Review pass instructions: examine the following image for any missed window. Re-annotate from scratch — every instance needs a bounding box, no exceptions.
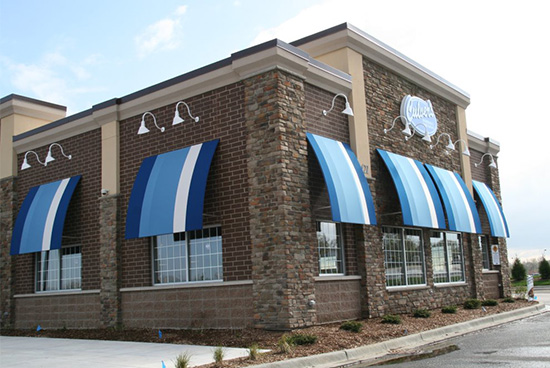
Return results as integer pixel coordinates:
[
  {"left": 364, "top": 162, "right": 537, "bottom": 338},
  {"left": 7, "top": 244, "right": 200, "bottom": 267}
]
[
  {"left": 430, "top": 232, "right": 465, "bottom": 283},
  {"left": 36, "top": 245, "right": 81, "bottom": 292},
  {"left": 317, "top": 221, "right": 344, "bottom": 275},
  {"left": 383, "top": 227, "right": 425, "bottom": 287},
  {"left": 479, "top": 235, "right": 490, "bottom": 270},
  {"left": 153, "top": 226, "right": 222, "bottom": 284}
]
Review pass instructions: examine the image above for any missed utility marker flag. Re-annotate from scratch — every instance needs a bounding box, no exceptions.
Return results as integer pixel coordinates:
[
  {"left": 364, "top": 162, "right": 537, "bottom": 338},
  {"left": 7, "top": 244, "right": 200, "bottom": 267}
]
[{"left": 158, "top": 329, "right": 162, "bottom": 339}]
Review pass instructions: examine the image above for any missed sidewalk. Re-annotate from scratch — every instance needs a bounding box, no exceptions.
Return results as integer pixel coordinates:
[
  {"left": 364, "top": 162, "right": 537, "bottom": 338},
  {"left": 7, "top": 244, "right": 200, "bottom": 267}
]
[{"left": 1, "top": 302, "right": 548, "bottom": 368}]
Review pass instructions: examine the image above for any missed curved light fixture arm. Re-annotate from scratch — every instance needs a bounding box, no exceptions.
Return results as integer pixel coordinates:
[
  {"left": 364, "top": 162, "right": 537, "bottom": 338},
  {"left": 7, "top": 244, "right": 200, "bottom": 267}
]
[
  {"left": 142, "top": 111, "right": 164, "bottom": 133},
  {"left": 21, "top": 150, "right": 46, "bottom": 170},
  {"left": 174, "top": 101, "right": 200, "bottom": 124},
  {"left": 453, "top": 139, "right": 470, "bottom": 156},
  {"left": 404, "top": 123, "right": 432, "bottom": 142},
  {"left": 429, "top": 133, "right": 454, "bottom": 150},
  {"left": 322, "top": 93, "right": 354, "bottom": 116},
  {"left": 384, "top": 115, "right": 407, "bottom": 134},
  {"left": 475, "top": 152, "right": 497, "bottom": 168},
  {"left": 48, "top": 143, "right": 72, "bottom": 160}
]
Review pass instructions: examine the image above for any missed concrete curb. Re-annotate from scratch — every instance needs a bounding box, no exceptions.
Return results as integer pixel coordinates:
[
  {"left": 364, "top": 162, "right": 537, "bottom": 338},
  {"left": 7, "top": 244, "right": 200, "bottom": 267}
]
[{"left": 247, "top": 303, "right": 548, "bottom": 368}]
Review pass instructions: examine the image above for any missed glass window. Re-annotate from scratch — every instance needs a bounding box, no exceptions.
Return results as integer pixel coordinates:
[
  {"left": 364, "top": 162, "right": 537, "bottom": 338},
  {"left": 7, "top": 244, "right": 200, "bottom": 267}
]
[
  {"left": 317, "top": 221, "right": 344, "bottom": 275},
  {"left": 36, "top": 245, "right": 81, "bottom": 292},
  {"left": 153, "top": 226, "right": 222, "bottom": 285},
  {"left": 383, "top": 227, "right": 425, "bottom": 287},
  {"left": 479, "top": 235, "right": 490, "bottom": 270},
  {"left": 430, "top": 231, "right": 465, "bottom": 283}
]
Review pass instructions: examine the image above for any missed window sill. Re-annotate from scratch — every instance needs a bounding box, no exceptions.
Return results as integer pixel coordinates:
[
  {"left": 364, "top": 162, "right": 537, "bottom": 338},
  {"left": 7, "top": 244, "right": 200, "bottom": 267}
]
[
  {"left": 434, "top": 282, "right": 468, "bottom": 288},
  {"left": 314, "top": 275, "right": 361, "bottom": 282},
  {"left": 14, "top": 289, "right": 100, "bottom": 298},
  {"left": 120, "top": 280, "right": 252, "bottom": 292},
  {"left": 386, "top": 285, "right": 429, "bottom": 292},
  {"left": 482, "top": 270, "right": 499, "bottom": 274}
]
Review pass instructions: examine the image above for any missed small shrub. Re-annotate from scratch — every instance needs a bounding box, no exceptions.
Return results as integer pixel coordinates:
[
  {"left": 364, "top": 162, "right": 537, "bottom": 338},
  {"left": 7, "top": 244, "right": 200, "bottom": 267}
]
[
  {"left": 173, "top": 352, "right": 191, "bottom": 368},
  {"left": 511, "top": 258, "right": 527, "bottom": 281},
  {"left": 412, "top": 309, "right": 431, "bottom": 318},
  {"left": 481, "top": 299, "right": 498, "bottom": 306},
  {"left": 340, "top": 320, "right": 363, "bottom": 333},
  {"left": 464, "top": 298, "right": 481, "bottom": 309},
  {"left": 248, "top": 343, "right": 260, "bottom": 360},
  {"left": 285, "top": 333, "right": 317, "bottom": 346},
  {"left": 277, "top": 335, "right": 293, "bottom": 354},
  {"left": 539, "top": 258, "right": 550, "bottom": 280},
  {"left": 503, "top": 297, "right": 515, "bottom": 303},
  {"left": 441, "top": 305, "right": 457, "bottom": 314},
  {"left": 213, "top": 346, "right": 225, "bottom": 364},
  {"left": 381, "top": 314, "right": 401, "bottom": 324}
]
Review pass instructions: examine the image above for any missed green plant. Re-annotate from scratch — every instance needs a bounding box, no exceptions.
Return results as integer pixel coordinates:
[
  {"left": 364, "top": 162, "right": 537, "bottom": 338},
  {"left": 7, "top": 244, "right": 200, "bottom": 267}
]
[
  {"left": 285, "top": 333, "right": 317, "bottom": 346},
  {"left": 340, "top": 320, "right": 363, "bottom": 333},
  {"left": 513, "top": 284, "right": 527, "bottom": 297},
  {"left": 381, "top": 314, "right": 401, "bottom": 324},
  {"left": 481, "top": 299, "right": 498, "bottom": 306},
  {"left": 412, "top": 309, "right": 431, "bottom": 318},
  {"left": 511, "top": 258, "right": 527, "bottom": 281},
  {"left": 277, "top": 335, "right": 293, "bottom": 354},
  {"left": 539, "top": 258, "right": 550, "bottom": 280},
  {"left": 463, "top": 298, "right": 481, "bottom": 309},
  {"left": 503, "top": 297, "right": 515, "bottom": 303},
  {"left": 248, "top": 343, "right": 260, "bottom": 360},
  {"left": 173, "top": 352, "right": 192, "bottom": 368},
  {"left": 441, "top": 305, "right": 457, "bottom": 314},
  {"left": 213, "top": 346, "right": 225, "bottom": 365}
]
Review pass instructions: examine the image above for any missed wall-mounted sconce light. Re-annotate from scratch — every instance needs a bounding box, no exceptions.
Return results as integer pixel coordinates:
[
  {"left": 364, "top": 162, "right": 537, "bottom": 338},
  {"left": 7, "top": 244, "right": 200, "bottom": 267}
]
[
  {"left": 322, "top": 93, "right": 354, "bottom": 117},
  {"left": 429, "top": 133, "right": 455, "bottom": 151},
  {"left": 475, "top": 153, "right": 497, "bottom": 169},
  {"left": 453, "top": 139, "right": 470, "bottom": 156},
  {"left": 138, "top": 112, "right": 164, "bottom": 135},
  {"left": 45, "top": 143, "right": 72, "bottom": 165},
  {"left": 21, "top": 151, "right": 46, "bottom": 170},
  {"left": 404, "top": 123, "right": 431, "bottom": 143},
  {"left": 384, "top": 115, "right": 411, "bottom": 135},
  {"left": 173, "top": 101, "right": 200, "bottom": 125}
]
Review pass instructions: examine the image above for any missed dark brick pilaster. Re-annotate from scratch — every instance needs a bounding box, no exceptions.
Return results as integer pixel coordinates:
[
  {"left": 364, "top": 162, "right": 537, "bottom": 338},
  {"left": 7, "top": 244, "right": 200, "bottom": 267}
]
[
  {"left": 0, "top": 177, "right": 16, "bottom": 328},
  {"left": 99, "top": 194, "right": 121, "bottom": 327},
  {"left": 246, "top": 69, "right": 316, "bottom": 330}
]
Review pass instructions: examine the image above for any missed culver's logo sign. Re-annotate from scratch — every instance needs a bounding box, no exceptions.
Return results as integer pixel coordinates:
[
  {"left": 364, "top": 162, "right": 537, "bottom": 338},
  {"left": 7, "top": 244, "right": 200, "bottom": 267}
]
[{"left": 400, "top": 95, "right": 438, "bottom": 136}]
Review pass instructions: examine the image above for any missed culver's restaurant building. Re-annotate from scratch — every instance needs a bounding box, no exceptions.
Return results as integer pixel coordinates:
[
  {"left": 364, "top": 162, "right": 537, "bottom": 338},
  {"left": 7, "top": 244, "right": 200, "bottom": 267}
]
[{"left": 0, "top": 23, "right": 510, "bottom": 331}]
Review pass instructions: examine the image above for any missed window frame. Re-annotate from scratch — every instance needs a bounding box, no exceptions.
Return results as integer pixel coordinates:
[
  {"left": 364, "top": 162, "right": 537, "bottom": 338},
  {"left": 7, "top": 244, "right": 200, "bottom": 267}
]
[
  {"left": 383, "top": 226, "right": 426, "bottom": 288},
  {"left": 430, "top": 231, "right": 466, "bottom": 284},
  {"left": 316, "top": 221, "right": 345, "bottom": 276},
  {"left": 151, "top": 225, "right": 223, "bottom": 285},
  {"left": 479, "top": 235, "right": 491, "bottom": 270},
  {"left": 35, "top": 245, "right": 82, "bottom": 293}
]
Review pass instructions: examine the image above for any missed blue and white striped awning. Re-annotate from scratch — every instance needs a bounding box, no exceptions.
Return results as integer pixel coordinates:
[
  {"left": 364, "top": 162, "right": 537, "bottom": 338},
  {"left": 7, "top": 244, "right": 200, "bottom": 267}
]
[
  {"left": 377, "top": 149, "right": 445, "bottom": 229},
  {"left": 11, "top": 176, "right": 81, "bottom": 255},
  {"left": 425, "top": 164, "right": 482, "bottom": 234},
  {"left": 126, "top": 139, "right": 219, "bottom": 239},
  {"left": 307, "top": 133, "right": 376, "bottom": 225},
  {"left": 472, "top": 180, "right": 510, "bottom": 238}
]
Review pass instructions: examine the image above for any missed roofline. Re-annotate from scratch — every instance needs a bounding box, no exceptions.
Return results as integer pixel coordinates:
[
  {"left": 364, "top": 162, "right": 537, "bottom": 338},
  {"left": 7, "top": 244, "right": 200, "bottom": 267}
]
[
  {"left": 0, "top": 94, "right": 67, "bottom": 112},
  {"left": 467, "top": 129, "right": 500, "bottom": 155}
]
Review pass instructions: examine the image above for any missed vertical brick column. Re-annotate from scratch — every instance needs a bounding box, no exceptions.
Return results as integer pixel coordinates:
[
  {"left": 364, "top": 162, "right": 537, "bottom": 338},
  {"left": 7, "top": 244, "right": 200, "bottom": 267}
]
[
  {"left": 467, "top": 234, "right": 486, "bottom": 299},
  {"left": 487, "top": 165, "right": 511, "bottom": 297},
  {"left": 99, "top": 194, "right": 121, "bottom": 327},
  {"left": 245, "top": 70, "right": 317, "bottom": 330},
  {"left": 0, "top": 177, "right": 16, "bottom": 328}
]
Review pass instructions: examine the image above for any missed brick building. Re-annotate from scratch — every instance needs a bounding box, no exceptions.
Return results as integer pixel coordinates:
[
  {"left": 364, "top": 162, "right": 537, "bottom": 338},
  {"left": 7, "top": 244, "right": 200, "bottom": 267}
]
[{"left": 0, "top": 23, "right": 510, "bottom": 331}]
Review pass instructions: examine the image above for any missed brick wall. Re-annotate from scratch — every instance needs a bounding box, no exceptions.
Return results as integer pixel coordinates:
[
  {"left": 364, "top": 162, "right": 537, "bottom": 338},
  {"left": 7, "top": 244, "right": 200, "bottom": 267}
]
[
  {"left": 315, "top": 279, "right": 362, "bottom": 323},
  {"left": 118, "top": 82, "right": 250, "bottom": 288},
  {"left": 14, "top": 129, "right": 102, "bottom": 295},
  {"left": 121, "top": 283, "right": 253, "bottom": 329}
]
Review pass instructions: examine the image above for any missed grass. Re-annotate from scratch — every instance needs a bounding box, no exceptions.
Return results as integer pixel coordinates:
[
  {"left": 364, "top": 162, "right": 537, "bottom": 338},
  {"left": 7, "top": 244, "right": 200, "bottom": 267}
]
[{"left": 511, "top": 277, "right": 550, "bottom": 287}]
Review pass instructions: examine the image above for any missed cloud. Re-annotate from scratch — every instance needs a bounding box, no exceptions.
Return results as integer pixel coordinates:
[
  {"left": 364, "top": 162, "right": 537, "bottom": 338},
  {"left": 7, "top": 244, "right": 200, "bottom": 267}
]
[{"left": 134, "top": 6, "right": 188, "bottom": 58}]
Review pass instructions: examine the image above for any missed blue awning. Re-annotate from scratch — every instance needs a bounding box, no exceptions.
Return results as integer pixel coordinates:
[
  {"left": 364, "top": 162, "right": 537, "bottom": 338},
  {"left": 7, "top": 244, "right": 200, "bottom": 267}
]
[
  {"left": 377, "top": 149, "right": 445, "bottom": 229},
  {"left": 11, "top": 176, "right": 81, "bottom": 255},
  {"left": 126, "top": 139, "right": 219, "bottom": 239},
  {"left": 472, "top": 180, "right": 510, "bottom": 238},
  {"left": 425, "top": 164, "right": 482, "bottom": 234},
  {"left": 307, "top": 132, "right": 376, "bottom": 225}
]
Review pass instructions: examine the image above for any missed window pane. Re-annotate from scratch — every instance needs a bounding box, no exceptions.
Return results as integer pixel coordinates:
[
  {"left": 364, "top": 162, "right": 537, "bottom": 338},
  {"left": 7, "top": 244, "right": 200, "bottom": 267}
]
[
  {"left": 480, "top": 236, "right": 490, "bottom": 270},
  {"left": 447, "top": 233, "right": 464, "bottom": 282},
  {"left": 153, "top": 233, "right": 187, "bottom": 284},
  {"left": 188, "top": 227, "right": 223, "bottom": 282},
  {"left": 404, "top": 229, "right": 425, "bottom": 285},
  {"left": 317, "top": 222, "right": 344, "bottom": 275},
  {"left": 36, "top": 246, "right": 81, "bottom": 292},
  {"left": 383, "top": 227, "right": 405, "bottom": 287},
  {"left": 431, "top": 231, "right": 449, "bottom": 283}
]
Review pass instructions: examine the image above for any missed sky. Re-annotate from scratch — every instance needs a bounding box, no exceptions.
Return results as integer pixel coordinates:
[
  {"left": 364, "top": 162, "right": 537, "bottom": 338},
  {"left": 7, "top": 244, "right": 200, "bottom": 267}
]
[{"left": 1, "top": 0, "right": 548, "bottom": 261}]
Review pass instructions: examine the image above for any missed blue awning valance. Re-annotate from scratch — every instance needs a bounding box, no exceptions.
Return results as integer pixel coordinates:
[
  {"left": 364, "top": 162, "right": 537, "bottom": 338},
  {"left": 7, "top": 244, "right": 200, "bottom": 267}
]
[
  {"left": 377, "top": 149, "right": 445, "bottom": 229},
  {"left": 307, "top": 132, "right": 376, "bottom": 225},
  {"left": 11, "top": 176, "right": 81, "bottom": 255},
  {"left": 425, "top": 164, "right": 482, "bottom": 234},
  {"left": 472, "top": 180, "right": 510, "bottom": 238},
  {"left": 126, "top": 139, "right": 219, "bottom": 239}
]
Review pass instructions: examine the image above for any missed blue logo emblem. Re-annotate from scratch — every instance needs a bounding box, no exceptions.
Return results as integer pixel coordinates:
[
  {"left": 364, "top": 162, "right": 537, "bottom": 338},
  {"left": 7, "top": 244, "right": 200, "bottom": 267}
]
[{"left": 400, "top": 95, "right": 438, "bottom": 137}]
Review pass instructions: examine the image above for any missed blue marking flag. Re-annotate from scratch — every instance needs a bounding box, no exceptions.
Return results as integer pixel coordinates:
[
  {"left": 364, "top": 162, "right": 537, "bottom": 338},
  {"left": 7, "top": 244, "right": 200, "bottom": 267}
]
[
  {"left": 158, "top": 329, "right": 163, "bottom": 339},
  {"left": 36, "top": 325, "right": 42, "bottom": 331},
  {"left": 161, "top": 361, "right": 166, "bottom": 368}
]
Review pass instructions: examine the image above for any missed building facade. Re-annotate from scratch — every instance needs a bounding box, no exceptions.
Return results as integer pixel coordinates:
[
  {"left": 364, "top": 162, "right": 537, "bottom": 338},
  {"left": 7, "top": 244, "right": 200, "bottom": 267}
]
[{"left": 0, "top": 23, "right": 510, "bottom": 331}]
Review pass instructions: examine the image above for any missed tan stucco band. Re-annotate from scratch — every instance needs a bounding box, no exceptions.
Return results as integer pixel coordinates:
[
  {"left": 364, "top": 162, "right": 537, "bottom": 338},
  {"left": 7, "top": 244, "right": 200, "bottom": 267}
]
[
  {"left": 101, "top": 121, "right": 119, "bottom": 195},
  {"left": 456, "top": 106, "right": 473, "bottom": 194}
]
